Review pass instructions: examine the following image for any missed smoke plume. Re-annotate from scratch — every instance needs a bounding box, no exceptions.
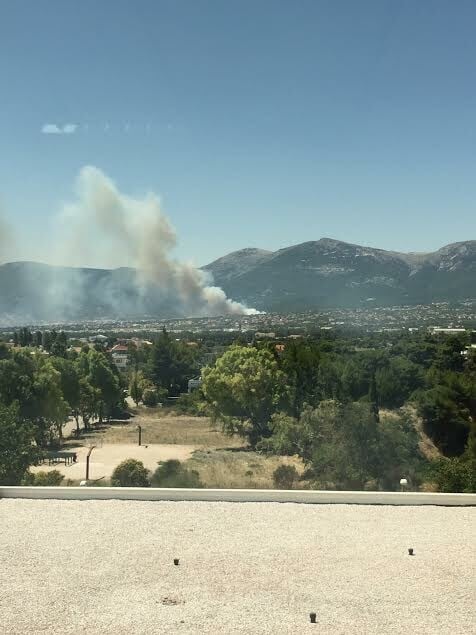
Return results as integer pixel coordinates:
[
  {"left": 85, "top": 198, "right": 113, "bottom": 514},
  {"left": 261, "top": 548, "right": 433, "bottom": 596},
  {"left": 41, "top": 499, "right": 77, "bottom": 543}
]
[
  {"left": 0, "top": 207, "right": 13, "bottom": 263},
  {"left": 53, "top": 166, "right": 258, "bottom": 318}
]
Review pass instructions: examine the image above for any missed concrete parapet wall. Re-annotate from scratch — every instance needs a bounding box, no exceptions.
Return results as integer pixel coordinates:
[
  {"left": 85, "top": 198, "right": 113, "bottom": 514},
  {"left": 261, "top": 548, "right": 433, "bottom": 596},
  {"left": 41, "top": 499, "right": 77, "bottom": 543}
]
[{"left": 1, "top": 486, "right": 475, "bottom": 505}]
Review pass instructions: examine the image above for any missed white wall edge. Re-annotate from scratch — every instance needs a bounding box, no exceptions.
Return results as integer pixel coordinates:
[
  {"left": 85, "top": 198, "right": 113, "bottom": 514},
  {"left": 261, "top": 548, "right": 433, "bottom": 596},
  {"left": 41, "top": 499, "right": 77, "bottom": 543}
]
[{"left": 1, "top": 487, "right": 475, "bottom": 506}]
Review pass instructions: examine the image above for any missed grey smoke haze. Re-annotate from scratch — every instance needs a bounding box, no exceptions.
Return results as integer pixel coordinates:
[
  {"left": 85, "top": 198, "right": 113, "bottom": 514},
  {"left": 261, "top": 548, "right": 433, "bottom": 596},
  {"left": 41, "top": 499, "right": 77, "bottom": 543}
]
[
  {"left": 42, "top": 166, "right": 258, "bottom": 318},
  {"left": 0, "top": 206, "right": 14, "bottom": 262}
]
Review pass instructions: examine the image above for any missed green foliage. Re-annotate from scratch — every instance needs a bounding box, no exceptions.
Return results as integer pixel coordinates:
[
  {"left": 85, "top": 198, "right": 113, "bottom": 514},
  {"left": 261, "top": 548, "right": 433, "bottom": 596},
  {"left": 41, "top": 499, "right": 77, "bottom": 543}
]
[
  {"left": 273, "top": 464, "right": 299, "bottom": 489},
  {"left": 86, "top": 349, "right": 121, "bottom": 422},
  {"left": 142, "top": 387, "right": 159, "bottom": 407},
  {"left": 279, "top": 340, "right": 321, "bottom": 415},
  {"left": 148, "top": 328, "right": 198, "bottom": 396},
  {"left": 173, "top": 390, "right": 206, "bottom": 415},
  {"left": 0, "top": 403, "right": 40, "bottom": 485},
  {"left": 23, "top": 470, "right": 65, "bottom": 486},
  {"left": 262, "top": 401, "right": 423, "bottom": 490},
  {"left": 202, "top": 345, "right": 287, "bottom": 446},
  {"left": 257, "top": 412, "right": 305, "bottom": 455},
  {"left": 375, "top": 357, "right": 424, "bottom": 409},
  {"left": 111, "top": 459, "right": 150, "bottom": 487},
  {"left": 151, "top": 459, "right": 203, "bottom": 488},
  {"left": 429, "top": 457, "right": 475, "bottom": 493},
  {"left": 129, "top": 370, "right": 146, "bottom": 406},
  {"left": 415, "top": 385, "right": 469, "bottom": 456}
]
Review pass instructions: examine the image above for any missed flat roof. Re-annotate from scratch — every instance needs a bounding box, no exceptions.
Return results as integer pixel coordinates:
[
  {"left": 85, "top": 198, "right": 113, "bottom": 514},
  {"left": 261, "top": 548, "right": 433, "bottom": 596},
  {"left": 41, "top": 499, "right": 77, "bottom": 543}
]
[{"left": 1, "top": 500, "right": 474, "bottom": 634}]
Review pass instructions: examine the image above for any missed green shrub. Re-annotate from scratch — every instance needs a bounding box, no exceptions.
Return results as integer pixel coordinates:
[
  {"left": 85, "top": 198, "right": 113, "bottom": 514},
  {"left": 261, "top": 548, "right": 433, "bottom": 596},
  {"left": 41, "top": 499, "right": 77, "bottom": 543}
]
[
  {"left": 142, "top": 388, "right": 158, "bottom": 407},
  {"left": 151, "top": 459, "right": 203, "bottom": 488},
  {"left": 22, "top": 470, "right": 65, "bottom": 486},
  {"left": 273, "top": 464, "right": 299, "bottom": 489},
  {"left": 111, "top": 459, "right": 150, "bottom": 487},
  {"left": 429, "top": 457, "right": 475, "bottom": 493},
  {"left": 174, "top": 391, "right": 206, "bottom": 415}
]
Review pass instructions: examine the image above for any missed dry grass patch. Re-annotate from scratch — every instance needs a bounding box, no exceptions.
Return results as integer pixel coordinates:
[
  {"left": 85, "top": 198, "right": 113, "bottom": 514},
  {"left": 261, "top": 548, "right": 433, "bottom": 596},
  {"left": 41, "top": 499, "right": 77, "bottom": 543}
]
[
  {"left": 186, "top": 449, "right": 306, "bottom": 489},
  {"left": 97, "top": 407, "right": 245, "bottom": 448}
]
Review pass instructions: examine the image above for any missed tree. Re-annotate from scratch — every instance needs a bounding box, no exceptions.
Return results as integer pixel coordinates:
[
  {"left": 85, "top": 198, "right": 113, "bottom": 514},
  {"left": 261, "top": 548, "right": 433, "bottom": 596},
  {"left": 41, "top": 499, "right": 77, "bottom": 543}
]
[
  {"left": 202, "top": 345, "right": 287, "bottom": 446},
  {"left": 261, "top": 400, "right": 421, "bottom": 491},
  {"left": 51, "top": 331, "right": 67, "bottom": 358},
  {"left": 0, "top": 350, "right": 67, "bottom": 447},
  {"left": 33, "top": 331, "right": 43, "bottom": 348},
  {"left": 33, "top": 357, "right": 70, "bottom": 443},
  {"left": 280, "top": 340, "right": 320, "bottom": 416},
  {"left": 78, "top": 378, "right": 99, "bottom": 430},
  {"left": 42, "top": 331, "right": 53, "bottom": 352},
  {"left": 368, "top": 373, "right": 380, "bottom": 422},
  {"left": 415, "top": 385, "right": 469, "bottom": 456},
  {"left": 0, "top": 403, "right": 39, "bottom": 485},
  {"left": 51, "top": 357, "right": 81, "bottom": 433},
  {"left": 375, "top": 357, "right": 423, "bottom": 409},
  {"left": 18, "top": 327, "right": 33, "bottom": 347},
  {"left": 429, "top": 457, "right": 474, "bottom": 493},
  {"left": 84, "top": 350, "right": 121, "bottom": 423},
  {"left": 111, "top": 459, "right": 150, "bottom": 487},
  {"left": 129, "top": 370, "right": 146, "bottom": 406},
  {"left": 148, "top": 328, "right": 198, "bottom": 396}
]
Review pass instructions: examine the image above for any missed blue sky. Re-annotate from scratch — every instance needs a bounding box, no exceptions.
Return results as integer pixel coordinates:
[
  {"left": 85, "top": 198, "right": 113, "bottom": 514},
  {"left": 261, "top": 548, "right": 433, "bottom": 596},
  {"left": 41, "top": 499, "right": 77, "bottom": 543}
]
[{"left": 0, "top": 0, "right": 475, "bottom": 267}]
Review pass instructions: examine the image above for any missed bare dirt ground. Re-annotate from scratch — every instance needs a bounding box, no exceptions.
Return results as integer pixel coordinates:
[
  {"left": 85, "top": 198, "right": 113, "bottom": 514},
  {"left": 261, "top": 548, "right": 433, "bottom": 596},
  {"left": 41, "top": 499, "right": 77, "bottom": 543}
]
[
  {"left": 33, "top": 409, "right": 256, "bottom": 485},
  {"left": 1, "top": 500, "right": 474, "bottom": 634},
  {"left": 31, "top": 443, "right": 198, "bottom": 481}
]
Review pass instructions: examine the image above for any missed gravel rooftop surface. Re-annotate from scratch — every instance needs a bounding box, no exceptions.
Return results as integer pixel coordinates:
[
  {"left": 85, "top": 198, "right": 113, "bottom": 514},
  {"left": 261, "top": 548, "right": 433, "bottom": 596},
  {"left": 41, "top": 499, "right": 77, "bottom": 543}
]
[{"left": 0, "top": 500, "right": 474, "bottom": 634}]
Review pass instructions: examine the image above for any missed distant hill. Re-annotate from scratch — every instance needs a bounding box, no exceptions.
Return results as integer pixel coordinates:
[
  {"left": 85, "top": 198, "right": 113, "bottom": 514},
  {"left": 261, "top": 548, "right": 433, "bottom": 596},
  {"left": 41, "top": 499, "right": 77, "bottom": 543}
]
[
  {"left": 203, "top": 239, "right": 476, "bottom": 311},
  {"left": 0, "top": 239, "right": 474, "bottom": 323}
]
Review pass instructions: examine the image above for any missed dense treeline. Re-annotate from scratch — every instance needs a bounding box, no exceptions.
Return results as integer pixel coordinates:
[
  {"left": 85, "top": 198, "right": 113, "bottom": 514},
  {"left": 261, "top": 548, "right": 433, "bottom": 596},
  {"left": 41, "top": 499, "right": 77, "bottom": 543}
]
[
  {"left": 0, "top": 328, "right": 200, "bottom": 484},
  {"left": 0, "top": 327, "right": 475, "bottom": 491},
  {"left": 202, "top": 332, "right": 476, "bottom": 491}
]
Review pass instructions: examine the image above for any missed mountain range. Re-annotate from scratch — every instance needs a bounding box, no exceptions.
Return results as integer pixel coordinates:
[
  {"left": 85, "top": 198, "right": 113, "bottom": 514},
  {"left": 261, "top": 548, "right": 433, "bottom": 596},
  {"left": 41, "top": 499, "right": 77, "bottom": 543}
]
[
  {"left": 0, "top": 239, "right": 474, "bottom": 323},
  {"left": 203, "top": 239, "right": 476, "bottom": 312}
]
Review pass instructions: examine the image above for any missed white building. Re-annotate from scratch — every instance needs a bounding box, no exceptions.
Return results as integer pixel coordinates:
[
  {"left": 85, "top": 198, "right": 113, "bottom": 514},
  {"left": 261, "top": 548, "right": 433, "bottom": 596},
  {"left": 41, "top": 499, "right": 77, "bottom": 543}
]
[{"left": 111, "top": 344, "right": 130, "bottom": 371}]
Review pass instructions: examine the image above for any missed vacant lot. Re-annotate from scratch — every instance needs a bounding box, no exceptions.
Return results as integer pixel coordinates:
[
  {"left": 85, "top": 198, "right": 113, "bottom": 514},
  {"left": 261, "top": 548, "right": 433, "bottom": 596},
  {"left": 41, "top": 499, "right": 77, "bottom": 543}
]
[
  {"left": 96, "top": 407, "right": 245, "bottom": 448},
  {"left": 1, "top": 500, "right": 474, "bottom": 634},
  {"left": 34, "top": 409, "right": 303, "bottom": 487},
  {"left": 31, "top": 443, "right": 198, "bottom": 481},
  {"left": 187, "top": 450, "right": 304, "bottom": 489}
]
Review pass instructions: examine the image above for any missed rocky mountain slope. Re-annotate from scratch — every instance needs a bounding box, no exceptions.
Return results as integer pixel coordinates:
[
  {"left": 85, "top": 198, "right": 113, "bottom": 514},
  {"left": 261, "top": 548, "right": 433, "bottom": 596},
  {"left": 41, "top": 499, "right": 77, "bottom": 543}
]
[
  {"left": 203, "top": 239, "right": 476, "bottom": 311},
  {"left": 0, "top": 239, "right": 474, "bottom": 323}
]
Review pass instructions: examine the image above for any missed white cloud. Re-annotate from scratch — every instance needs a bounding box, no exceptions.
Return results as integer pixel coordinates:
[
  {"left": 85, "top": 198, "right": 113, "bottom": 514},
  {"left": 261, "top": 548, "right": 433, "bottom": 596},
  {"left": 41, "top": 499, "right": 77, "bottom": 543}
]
[
  {"left": 41, "top": 123, "right": 77, "bottom": 134},
  {"left": 41, "top": 123, "right": 62, "bottom": 134}
]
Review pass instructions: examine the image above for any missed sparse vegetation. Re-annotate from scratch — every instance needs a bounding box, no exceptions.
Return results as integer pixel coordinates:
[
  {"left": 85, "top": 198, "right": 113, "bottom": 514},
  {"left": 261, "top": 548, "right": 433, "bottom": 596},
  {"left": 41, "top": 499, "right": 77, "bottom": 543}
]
[
  {"left": 23, "top": 470, "right": 65, "bottom": 486},
  {"left": 151, "top": 459, "right": 203, "bottom": 488},
  {"left": 273, "top": 464, "right": 299, "bottom": 489},
  {"left": 110, "top": 459, "right": 150, "bottom": 487}
]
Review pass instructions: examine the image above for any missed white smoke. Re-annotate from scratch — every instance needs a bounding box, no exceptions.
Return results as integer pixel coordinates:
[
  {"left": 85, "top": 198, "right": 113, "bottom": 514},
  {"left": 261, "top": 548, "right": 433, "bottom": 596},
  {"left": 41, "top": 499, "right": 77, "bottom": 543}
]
[
  {"left": 0, "top": 205, "right": 14, "bottom": 264},
  {"left": 57, "top": 166, "right": 258, "bottom": 317}
]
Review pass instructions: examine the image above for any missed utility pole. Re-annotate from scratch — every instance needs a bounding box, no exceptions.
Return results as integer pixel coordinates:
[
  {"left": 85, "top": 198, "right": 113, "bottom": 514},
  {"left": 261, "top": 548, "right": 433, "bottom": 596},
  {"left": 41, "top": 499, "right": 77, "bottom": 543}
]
[{"left": 137, "top": 425, "right": 142, "bottom": 446}]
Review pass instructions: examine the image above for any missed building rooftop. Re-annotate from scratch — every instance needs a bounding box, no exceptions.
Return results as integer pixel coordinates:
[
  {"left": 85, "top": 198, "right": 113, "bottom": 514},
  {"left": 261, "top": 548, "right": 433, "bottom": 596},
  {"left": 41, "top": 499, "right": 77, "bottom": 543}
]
[{"left": 1, "top": 500, "right": 474, "bottom": 634}]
